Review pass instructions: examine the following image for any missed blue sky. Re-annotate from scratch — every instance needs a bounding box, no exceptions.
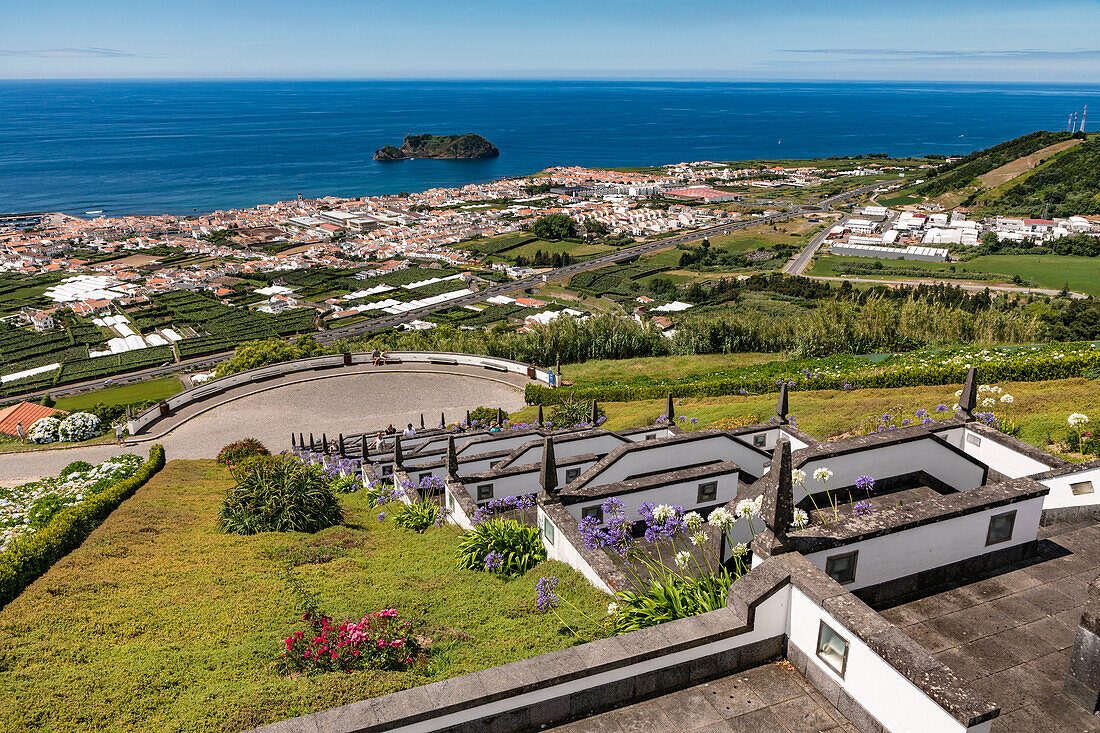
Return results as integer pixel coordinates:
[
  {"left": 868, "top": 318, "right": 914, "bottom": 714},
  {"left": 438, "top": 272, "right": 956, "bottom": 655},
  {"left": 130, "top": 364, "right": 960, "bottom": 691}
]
[{"left": 3, "top": 0, "right": 1100, "bottom": 81}]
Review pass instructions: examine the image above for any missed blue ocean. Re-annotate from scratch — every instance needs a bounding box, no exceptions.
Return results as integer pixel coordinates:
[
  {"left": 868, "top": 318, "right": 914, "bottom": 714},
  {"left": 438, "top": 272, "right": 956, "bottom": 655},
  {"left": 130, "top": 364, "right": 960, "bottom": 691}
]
[{"left": 0, "top": 80, "right": 1096, "bottom": 216}]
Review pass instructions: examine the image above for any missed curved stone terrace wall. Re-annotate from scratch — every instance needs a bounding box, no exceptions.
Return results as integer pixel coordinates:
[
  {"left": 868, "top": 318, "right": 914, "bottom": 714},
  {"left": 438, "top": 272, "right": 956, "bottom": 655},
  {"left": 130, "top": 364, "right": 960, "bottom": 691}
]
[{"left": 127, "top": 351, "right": 551, "bottom": 436}]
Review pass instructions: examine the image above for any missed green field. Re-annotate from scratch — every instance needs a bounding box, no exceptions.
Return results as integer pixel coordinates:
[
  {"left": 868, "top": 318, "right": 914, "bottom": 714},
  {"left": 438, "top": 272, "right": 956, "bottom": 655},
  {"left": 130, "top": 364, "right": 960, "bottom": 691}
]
[
  {"left": 507, "top": 238, "right": 618, "bottom": 260},
  {"left": 0, "top": 460, "right": 608, "bottom": 731},
  {"left": 808, "top": 254, "right": 1100, "bottom": 296},
  {"left": 53, "top": 377, "right": 185, "bottom": 412},
  {"left": 562, "top": 352, "right": 783, "bottom": 386}
]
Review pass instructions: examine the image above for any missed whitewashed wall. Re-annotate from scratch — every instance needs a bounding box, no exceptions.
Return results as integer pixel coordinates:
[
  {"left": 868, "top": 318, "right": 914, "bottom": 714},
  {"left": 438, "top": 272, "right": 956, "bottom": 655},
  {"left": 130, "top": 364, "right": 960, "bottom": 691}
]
[
  {"left": 564, "top": 473, "right": 739, "bottom": 524},
  {"left": 1040, "top": 465, "right": 1100, "bottom": 511},
  {"left": 583, "top": 435, "right": 737, "bottom": 486},
  {"left": 538, "top": 506, "right": 615, "bottom": 594},
  {"left": 958, "top": 428, "right": 1056, "bottom": 478},
  {"left": 621, "top": 427, "right": 675, "bottom": 442},
  {"left": 460, "top": 460, "right": 601, "bottom": 501},
  {"left": 788, "top": 588, "right": 988, "bottom": 733},
  {"left": 796, "top": 438, "right": 986, "bottom": 502},
  {"left": 801, "top": 495, "right": 1045, "bottom": 591},
  {"left": 444, "top": 484, "right": 475, "bottom": 530},
  {"left": 507, "top": 434, "right": 626, "bottom": 466}
]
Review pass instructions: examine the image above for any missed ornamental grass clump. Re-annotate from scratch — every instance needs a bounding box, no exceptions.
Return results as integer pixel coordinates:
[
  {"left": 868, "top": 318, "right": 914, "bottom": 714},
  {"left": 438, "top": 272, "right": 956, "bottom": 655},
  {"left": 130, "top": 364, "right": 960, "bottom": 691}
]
[
  {"left": 218, "top": 456, "right": 343, "bottom": 535},
  {"left": 391, "top": 500, "right": 446, "bottom": 533},
  {"left": 279, "top": 609, "right": 422, "bottom": 674},
  {"left": 456, "top": 518, "right": 546, "bottom": 576},
  {"left": 216, "top": 438, "right": 270, "bottom": 467}
]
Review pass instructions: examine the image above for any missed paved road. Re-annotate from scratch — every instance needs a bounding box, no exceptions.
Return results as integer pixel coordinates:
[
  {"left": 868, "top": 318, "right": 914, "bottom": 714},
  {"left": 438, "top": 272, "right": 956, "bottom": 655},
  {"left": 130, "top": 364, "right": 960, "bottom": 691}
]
[
  {"left": 9, "top": 181, "right": 883, "bottom": 404},
  {"left": 0, "top": 368, "right": 526, "bottom": 485},
  {"left": 783, "top": 214, "right": 846, "bottom": 275}
]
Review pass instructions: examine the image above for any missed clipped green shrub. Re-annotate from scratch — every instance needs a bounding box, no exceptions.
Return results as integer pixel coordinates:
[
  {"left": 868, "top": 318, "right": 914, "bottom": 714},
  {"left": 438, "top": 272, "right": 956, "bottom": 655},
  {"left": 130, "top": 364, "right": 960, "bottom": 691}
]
[
  {"left": 0, "top": 444, "right": 166, "bottom": 609},
  {"left": 392, "top": 500, "right": 442, "bottom": 533},
  {"left": 456, "top": 518, "right": 546, "bottom": 576},
  {"left": 219, "top": 456, "right": 343, "bottom": 535},
  {"left": 216, "top": 438, "right": 270, "bottom": 467}
]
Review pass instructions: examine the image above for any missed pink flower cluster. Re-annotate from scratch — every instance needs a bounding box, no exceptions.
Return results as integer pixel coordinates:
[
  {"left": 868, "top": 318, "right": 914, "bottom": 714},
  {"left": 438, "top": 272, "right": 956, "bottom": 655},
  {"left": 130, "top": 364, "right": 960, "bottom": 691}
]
[{"left": 281, "top": 609, "right": 420, "bottom": 673}]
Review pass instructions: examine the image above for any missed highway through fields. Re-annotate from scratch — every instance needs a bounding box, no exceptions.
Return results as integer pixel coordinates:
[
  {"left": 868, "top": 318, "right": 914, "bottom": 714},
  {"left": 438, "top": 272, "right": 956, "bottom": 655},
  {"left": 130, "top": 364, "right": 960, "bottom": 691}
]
[{"left": 8, "top": 182, "right": 883, "bottom": 403}]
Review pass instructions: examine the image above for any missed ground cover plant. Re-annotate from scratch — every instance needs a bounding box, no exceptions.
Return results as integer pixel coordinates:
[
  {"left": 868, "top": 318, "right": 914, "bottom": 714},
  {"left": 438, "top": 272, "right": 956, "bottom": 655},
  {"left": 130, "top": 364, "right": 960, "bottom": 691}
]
[{"left": 0, "top": 460, "right": 608, "bottom": 731}]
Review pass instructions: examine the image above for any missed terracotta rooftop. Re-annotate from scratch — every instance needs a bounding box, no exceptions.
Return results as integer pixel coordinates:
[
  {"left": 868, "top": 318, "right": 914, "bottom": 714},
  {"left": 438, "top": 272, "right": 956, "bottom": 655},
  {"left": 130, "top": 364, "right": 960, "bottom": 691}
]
[{"left": 0, "top": 401, "right": 68, "bottom": 437}]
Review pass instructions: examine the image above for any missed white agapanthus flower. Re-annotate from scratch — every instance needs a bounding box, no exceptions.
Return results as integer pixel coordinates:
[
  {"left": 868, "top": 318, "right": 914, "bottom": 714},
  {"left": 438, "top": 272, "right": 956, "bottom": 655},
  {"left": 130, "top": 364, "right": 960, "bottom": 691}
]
[
  {"left": 752, "top": 495, "right": 764, "bottom": 514},
  {"left": 990, "top": 385, "right": 1003, "bottom": 394},
  {"left": 734, "top": 499, "right": 756, "bottom": 519},
  {"left": 1069, "top": 413, "right": 1090, "bottom": 428},
  {"left": 607, "top": 602, "right": 619, "bottom": 616},
  {"left": 652, "top": 504, "right": 675, "bottom": 522},
  {"left": 689, "top": 530, "right": 708, "bottom": 546},
  {"left": 980, "top": 397, "right": 996, "bottom": 408},
  {"left": 674, "top": 551, "right": 691, "bottom": 569},
  {"left": 791, "top": 508, "right": 809, "bottom": 530},
  {"left": 952, "top": 403, "right": 961, "bottom": 412},
  {"left": 731, "top": 542, "right": 748, "bottom": 559},
  {"left": 954, "top": 389, "right": 964, "bottom": 398},
  {"left": 1000, "top": 394, "right": 1014, "bottom": 404},
  {"left": 978, "top": 384, "right": 991, "bottom": 393},
  {"left": 683, "top": 511, "right": 704, "bottom": 530},
  {"left": 812, "top": 467, "right": 833, "bottom": 482},
  {"left": 707, "top": 507, "right": 735, "bottom": 531},
  {"left": 791, "top": 469, "right": 807, "bottom": 484}
]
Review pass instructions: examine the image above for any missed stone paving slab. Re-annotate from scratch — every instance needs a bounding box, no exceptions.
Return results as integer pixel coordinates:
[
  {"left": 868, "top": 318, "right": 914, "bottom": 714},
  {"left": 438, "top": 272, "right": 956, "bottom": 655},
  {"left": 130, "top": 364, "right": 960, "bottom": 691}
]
[{"left": 546, "top": 660, "right": 853, "bottom": 733}]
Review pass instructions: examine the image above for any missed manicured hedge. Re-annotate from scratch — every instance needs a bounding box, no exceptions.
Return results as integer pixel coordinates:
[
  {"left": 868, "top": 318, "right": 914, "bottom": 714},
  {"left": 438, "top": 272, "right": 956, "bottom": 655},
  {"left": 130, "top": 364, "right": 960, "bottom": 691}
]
[
  {"left": 526, "top": 347, "right": 1100, "bottom": 405},
  {"left": 0, "top": 444, "right": 166, "bottom": 608}
]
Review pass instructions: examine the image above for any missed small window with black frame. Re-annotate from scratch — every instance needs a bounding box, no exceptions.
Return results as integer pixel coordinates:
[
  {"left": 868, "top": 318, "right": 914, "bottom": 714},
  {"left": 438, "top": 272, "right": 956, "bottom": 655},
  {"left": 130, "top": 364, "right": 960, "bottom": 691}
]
[
  {"left": 566, "top": 467, "right": 581, "bottom": 483},
  {"left": 477, "top": 484, "right": 493, "bottom": 501},
  {"left": 753, "top": 434, "right": 767, "bottom": 448},
  {"left": 697, "top": 481, "right": 718, "bottom": 504},
  {"left": 581, "top": 505, "right": 603, "bottom": 523},
  {"left": 543, "top": 517, "right": 555, "bottom": 545},
  {"left": 816, "top": 620, "right": 850, "bottom": 677},
  {"left": 825, "top": 550, "right": 858, "bottom": 585},
  {"left": 986, "top": 510, "right": 1016, "bottom": 546}
]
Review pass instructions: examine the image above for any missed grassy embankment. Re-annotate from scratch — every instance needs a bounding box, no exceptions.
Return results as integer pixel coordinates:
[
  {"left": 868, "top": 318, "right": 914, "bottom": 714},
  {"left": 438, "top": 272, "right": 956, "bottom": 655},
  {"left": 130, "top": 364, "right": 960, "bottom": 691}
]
[
  {"left": 807, "top": 254, "right": 1100, "bottom": 297},
  {"left": 52, "top": 377, "right": 184, "bottom": 412},
  {"left": 0, "top": 461, "right": 609, "bottom": 731}
]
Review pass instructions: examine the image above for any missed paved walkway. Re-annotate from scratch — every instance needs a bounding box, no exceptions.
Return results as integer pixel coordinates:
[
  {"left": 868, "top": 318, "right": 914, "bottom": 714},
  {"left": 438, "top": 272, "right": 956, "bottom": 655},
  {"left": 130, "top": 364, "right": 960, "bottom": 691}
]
[
  {"left": 0, "top": 370, "right": 526, "bottom": 485},
  {"left": 548, "top": 660, "right": 854, "bottom": 732}
]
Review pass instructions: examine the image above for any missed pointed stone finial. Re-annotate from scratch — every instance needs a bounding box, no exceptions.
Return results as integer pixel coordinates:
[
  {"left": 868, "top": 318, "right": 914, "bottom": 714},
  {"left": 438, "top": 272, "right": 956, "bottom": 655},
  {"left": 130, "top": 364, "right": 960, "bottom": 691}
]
[
  {"left": 496, "top": 407, "right": 504, "bottom": 425},
  {"left": 322, "top": 434, "right": 329, "bottom": 454},
  {"left": 361, "top": 438, "right": 368, "bottom": 462},
  {"left": 537, "top": 403, "right": 544, "bottom": 425},
  {"left": 756, "top": 440, "right": 795, "bottom": 557},
  {"left": 393, "top": 434, "right": 403, "bottom": 468},
  {"left": 420, "top": 413, "right": 425, "bottom": 430},
  {"left": 440, "top": 411, "right": 445, "bottom": 429},
  {"left": 540, "top": 437, "right": 559, "bottom": 496},
  {"left": 299, "top": 433, "right": 304, "bottom": 450},
  {"left": 338, "top": 434, "right": 345, "bottom": 457},
  {"left": 959, "top": 366, "right": 978, "bottom": 418},
  {"left": 466, "top": 409, "right": 471, "bottom": 428},
  {"left": 291, "top": 433, "right": 296, "bottom": 448},
  {"left": 446, "top": 435, "right": 460, "bottom": 478},
  {"left": 309, "top": 433, "right": 315, "bottom": 450},
  {"left": 590, "top": 399, "right": 599, "bottom": 426},
  {"left": 776, "top": 384, "right": 789, "bottom": 424},
  {"left": 666, "top": 392, "right": 675, "bottom": 422}
]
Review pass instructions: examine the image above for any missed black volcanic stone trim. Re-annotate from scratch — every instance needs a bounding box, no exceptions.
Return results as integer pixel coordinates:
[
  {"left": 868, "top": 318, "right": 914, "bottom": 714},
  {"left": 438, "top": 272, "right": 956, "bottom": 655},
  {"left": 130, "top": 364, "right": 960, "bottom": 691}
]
[
  {"left": 771, "top": 553, "right": 999, "bottom": 728},
  {"left": 489, "top": 429, "right": 628, "bottom": 471},
  {"left": 778, "top": 425, "right": 823, "bottom": 448},
  {"left": 788, "top": 477, "right": 1049, "bottom": 554},
  {"left": 1042, "top": 505, "right": 1100, "bottom": 526},
  {"left": 392, "top": 469, "right": 420, "bottom": 502},
  {"left": 964, "top": 422, "right": 1071, "bottom": 470},
  {"left": 444, "top": 477, "right": 480, "bottom": 522},
  {"left": 400, "top": 448, "right": 516, "bottom": 473},
  {"left": 559, "top": 460, "right": 741, "bottom": 502},
  {"left": 1032, "top": 457, "right": 1100, "bottom": 480}
]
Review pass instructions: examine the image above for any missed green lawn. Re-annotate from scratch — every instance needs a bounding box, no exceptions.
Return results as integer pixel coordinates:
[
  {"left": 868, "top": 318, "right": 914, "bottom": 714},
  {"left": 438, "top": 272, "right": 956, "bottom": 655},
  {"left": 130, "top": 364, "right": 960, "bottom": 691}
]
[
  {"left": 808, "top": 254, "right": 1100, "bottom": 297},
  {"left": 0, "top": 460, "right": 609, "bottom": 731},
  {"left": 53, "top": 377, "right": 185, "bottom": 412},
  {"left": 508, "top": 239, "right": 617, "bottom": 260},
  {"left": 561, "top": 352, "right": 783, "bottom": 387}
]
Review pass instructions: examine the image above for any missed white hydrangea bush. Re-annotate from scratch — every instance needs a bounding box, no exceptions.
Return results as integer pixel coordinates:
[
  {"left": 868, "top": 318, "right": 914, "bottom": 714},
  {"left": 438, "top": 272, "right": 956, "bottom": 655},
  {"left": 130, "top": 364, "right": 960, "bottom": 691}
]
[
  {"left": 58, "top": 412, "right": 101, "bottom": 442},
  {"left": 28, "top": 416, "right": 61, "bottom": 444}
]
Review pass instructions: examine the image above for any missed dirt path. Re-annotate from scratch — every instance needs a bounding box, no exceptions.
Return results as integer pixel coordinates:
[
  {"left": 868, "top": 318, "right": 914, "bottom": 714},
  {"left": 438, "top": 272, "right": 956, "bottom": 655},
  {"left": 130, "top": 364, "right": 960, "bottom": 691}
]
[{"left": 978, "top": 139, "right": 1083, "bottom": 188}]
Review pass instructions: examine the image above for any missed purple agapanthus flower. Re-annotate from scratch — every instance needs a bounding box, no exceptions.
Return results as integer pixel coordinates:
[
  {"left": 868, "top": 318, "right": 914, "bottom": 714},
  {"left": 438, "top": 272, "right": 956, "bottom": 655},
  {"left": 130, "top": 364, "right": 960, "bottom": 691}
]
[
  {"left": 852, "top": 501, "right": 876, "bottom": 517},
  {"left": 536, "top": 576, "right": 560, "bottom": 611},
  {"left": 935, "top": 404, "right": 949, "bottom": 413},
  {"left": 914, "top": 408, "right": 928, "bottom": 419},
  {"left": 901, "top": 418, "right": 912, "bottom": 426},
  {"left": 739, "top": 388, "right": 748, "bottom": 395},
  {"left": 855, "top": 475, "right": 875, "bottom": 493},
  {"left": 484, "top": 551, "right": 503, "bottom": 572},
  {"left": 377, "top": 512, "right": 386, "bottom": 522}
]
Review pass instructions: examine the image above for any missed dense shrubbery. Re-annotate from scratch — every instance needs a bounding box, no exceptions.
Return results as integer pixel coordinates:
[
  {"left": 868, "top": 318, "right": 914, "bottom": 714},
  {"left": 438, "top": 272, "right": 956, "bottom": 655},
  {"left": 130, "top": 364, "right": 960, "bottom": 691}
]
[
  {"left": 57, "top": 412, "right": 100, "bottom": 442},
  {"left": 280, "top": 609, "right": 422, "bottom": 674},
  {"left": 216, "top": 438, "right": 270, "bottom": 467},
  {"left": 219, "top": 456, "right": 343, "bottom": 535},
  {"left": 456, "top": 518, "right": 546, "bottom": 576},
  {"left": 0, "top": 445, "right": 165, "bottom": 608},
  {"left": 28, "top": 416, "right": 61, "bottom": 444},
  {"left": 214, "top": 335, "right": 326, "bottom": 378},
  {"left": 913, "top": 131, "right": 1071, "bottom": 198}
]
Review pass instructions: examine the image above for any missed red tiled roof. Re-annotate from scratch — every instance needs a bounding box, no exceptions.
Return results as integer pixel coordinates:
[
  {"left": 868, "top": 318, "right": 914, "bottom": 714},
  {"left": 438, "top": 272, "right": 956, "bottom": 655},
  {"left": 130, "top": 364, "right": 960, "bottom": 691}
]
[{"left": 0, "top": 401, "right": 69, "bottom": 437}]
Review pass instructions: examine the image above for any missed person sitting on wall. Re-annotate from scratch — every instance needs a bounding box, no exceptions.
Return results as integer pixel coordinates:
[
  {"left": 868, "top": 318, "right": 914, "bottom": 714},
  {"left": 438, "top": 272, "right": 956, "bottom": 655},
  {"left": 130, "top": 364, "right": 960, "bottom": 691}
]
[
  {"left": 371, "top": 431, "right": 386, "bottom": 451},
  {"left": 372, "top": 347, "right": 387, "bottom": 366},
  {"left": 488, "top": 421, "right": 501, "bottom": 434},
  {"left": 403, "top": 423, "right": 416, "bottom": 438},
  {"left": 385, "top": 423, "right": 397, "bottom": 435}
]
